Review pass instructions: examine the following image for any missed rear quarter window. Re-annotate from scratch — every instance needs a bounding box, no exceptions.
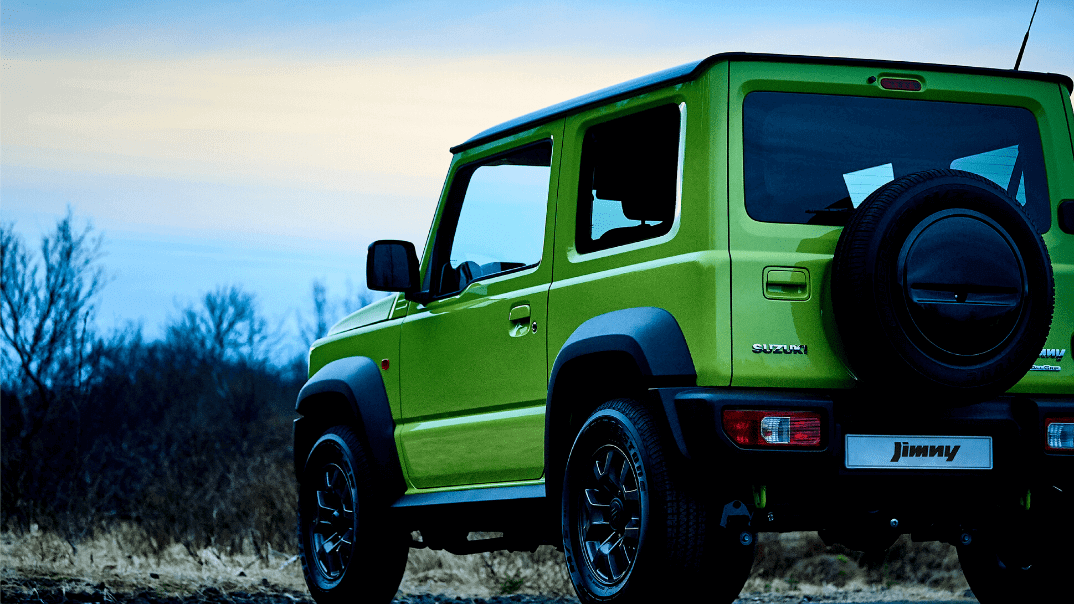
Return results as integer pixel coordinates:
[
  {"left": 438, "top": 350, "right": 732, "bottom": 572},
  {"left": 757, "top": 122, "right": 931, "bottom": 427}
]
[{"left": 743, "top": 92, "right": 1051, "bottom": 232}]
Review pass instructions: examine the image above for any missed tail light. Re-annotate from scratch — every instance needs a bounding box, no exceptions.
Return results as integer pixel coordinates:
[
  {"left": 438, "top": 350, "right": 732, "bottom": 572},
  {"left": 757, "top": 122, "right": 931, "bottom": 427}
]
[
  {"left": 722, "top": 410, "right": 823, "bottom": 448},
  {"left": 1044, "top": 417, "right": 1074, "bottom": 451}
]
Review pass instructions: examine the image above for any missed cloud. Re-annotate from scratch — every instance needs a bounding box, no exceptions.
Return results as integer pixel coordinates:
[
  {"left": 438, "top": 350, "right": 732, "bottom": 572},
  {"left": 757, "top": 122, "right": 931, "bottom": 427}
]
[
  {"left": 2, "top": 8, "right": 1069, "bottom": 245},
  {"left": 3, "top": 53, "right": 670, "bottom": 188},
  {"left": 2, "top": 52, "right": 682, "bottom": 247}
]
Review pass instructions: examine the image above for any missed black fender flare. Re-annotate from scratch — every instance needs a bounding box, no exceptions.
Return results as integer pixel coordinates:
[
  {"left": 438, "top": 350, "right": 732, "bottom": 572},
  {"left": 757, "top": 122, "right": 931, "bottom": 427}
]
[
  {"left": 544, "top": 307, "right": 696, "bottom": 508},
  {"left": 550, "top": 307, "right": 696, "bottom": 383},
  {"left": 294, "top": 356, "right": 404, "bottom": 496}
]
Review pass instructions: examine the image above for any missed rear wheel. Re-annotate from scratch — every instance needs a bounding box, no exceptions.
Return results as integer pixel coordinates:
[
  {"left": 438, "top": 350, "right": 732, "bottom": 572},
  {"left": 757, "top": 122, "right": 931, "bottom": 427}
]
[
  {"left": 958, "top": 530, "right": 1069, "bottom": 603},
  {"left": 297, "top": 426, "right": 408, "bottom": 604},
  {"left": 561, "top": 398, "right": 754, "bottom": 603},
  {"left": 957, "top": 486, "right": 1072, "bottom": 604}
]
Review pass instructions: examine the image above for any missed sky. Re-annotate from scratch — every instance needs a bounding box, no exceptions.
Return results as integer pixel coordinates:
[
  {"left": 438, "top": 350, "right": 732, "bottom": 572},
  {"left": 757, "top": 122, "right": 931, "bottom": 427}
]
[{"left": 2, "top": 0, "right": 1072, "bottom": 358}]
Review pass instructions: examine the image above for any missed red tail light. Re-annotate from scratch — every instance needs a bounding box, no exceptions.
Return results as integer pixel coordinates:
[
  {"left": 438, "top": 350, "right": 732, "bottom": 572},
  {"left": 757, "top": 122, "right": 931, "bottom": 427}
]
[
  {"left": 880, "top": 77, "right": 922, "bottom": 91},
  {"left": 722, "top": 410, "right": 823, "bottom": 448}
]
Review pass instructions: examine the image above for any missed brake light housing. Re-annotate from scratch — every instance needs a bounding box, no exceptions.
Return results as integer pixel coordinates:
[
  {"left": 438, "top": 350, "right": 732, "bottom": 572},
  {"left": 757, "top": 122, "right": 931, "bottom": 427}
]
[
  {"left": 879, "top": 77, "right": 922, "bottom": 91},
  {"left": 1044, "top": 417, "right": 1074, "bottom": 452},
  {"left": 722, "top": 409, "right": 823, "bottom": 448}
]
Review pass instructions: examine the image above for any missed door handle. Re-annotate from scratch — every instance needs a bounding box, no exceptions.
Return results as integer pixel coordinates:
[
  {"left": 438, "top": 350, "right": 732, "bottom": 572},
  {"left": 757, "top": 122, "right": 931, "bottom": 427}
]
[
  {"left": 509, "top": 304, "right": 531, "bottom": 322},
  {"left": 763, "top": 267, "right": 810, "bottom": 300}
]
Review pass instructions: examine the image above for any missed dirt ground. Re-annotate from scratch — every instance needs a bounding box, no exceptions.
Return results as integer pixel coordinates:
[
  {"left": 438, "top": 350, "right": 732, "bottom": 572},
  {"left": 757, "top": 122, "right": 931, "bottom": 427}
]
[{"left": 0, "top": 528, "right": 977, "bottom": 603}]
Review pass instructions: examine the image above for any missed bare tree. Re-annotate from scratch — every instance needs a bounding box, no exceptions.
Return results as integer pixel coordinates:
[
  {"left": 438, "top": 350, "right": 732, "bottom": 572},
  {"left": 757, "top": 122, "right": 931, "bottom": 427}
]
[
  {"left": 341, "top": 278, "right": 380, "bottom": 315},
  {"left": 298, "top": 278, "right": 382, "bottom": 348},
  {"left": 299, "top": 279, "right": 331, "bottom": 346},
  {"left": 0, "top": 212, "right": 104, "bottom": 439},
  {"left": 167, "top": 284, "right": 274, "bottom": 364}
]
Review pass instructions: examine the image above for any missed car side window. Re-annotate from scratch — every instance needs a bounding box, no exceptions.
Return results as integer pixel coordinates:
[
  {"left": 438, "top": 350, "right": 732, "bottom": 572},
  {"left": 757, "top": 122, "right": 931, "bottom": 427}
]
[
  {"left": 577, "top": 103, "right": 684, "bottom": 254},
  {"left": 428, "top": 142, "right": 552, "bottom": 298}
]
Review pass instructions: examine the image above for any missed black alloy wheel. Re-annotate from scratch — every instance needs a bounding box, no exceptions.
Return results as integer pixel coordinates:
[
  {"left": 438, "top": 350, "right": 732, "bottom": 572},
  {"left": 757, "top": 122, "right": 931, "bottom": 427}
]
[
  {"left": 310, "top": 458, "right": 357, "bottom": 580},
  {"left": 297, "top": 426, "right": 408, "bottom": 604},
  {"left": 578, "top": 444, "right": 644, "bottom": 585}
]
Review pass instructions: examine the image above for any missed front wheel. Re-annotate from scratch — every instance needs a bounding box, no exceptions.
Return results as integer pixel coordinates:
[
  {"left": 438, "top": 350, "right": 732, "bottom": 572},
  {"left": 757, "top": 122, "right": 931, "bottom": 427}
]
[
  {"left": 561, "top": 398, "right": 753, "bottom": 603},
  {"left": 297, "top": 426, "right": 408, "bottom": 604}
]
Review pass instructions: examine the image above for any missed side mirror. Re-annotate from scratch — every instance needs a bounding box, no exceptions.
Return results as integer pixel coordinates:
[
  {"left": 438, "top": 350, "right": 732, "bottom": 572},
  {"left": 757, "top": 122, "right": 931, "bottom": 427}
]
[{"left": 367, "top": 240, "right": 419, "bottom": 293}]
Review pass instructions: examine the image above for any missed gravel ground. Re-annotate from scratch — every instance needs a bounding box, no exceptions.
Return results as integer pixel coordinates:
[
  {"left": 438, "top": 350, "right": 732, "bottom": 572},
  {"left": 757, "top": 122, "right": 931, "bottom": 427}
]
[
  {"left": 0, "top": 574, "right": 978, "bottom": 604},
  {"left": 1, "top": 530, "right": 978, "bottom": 604}
]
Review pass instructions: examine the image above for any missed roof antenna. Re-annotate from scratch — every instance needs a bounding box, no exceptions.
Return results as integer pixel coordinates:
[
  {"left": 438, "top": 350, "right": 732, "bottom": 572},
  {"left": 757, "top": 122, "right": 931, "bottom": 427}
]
[{"left": 1013, "top": 0, "right": 1040, "bottom": 70}]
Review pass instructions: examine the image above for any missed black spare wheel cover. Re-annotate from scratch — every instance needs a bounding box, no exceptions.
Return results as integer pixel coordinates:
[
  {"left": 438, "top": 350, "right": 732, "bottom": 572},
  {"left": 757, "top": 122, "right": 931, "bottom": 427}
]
[{"left": 832, "top": 169, "right": 1054, "bottom": 401}]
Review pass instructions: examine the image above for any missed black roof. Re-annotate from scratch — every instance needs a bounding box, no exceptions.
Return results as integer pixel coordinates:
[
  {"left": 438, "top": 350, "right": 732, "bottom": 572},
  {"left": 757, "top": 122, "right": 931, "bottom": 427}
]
[{"left": 450, "top": 52, "right": 1073, "bottom": 154}]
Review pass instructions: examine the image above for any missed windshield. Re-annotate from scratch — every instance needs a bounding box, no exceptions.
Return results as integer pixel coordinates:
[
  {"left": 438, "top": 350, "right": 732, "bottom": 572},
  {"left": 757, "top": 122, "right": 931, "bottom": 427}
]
[{"left": 743, "top": 92, "right": 1050, "bottom": 232}]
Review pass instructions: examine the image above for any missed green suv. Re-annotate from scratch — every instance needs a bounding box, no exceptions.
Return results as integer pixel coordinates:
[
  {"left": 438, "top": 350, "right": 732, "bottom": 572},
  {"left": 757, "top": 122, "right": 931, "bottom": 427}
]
[{"left": 293, "top": 53, "right": 1074, "bottom": 604}]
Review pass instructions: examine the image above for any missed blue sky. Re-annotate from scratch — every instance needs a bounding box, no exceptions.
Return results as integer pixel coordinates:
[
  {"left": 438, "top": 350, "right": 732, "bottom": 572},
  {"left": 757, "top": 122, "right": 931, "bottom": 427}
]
[{"left": 2, "top": 0, "right": 1071, "bottom": 358}]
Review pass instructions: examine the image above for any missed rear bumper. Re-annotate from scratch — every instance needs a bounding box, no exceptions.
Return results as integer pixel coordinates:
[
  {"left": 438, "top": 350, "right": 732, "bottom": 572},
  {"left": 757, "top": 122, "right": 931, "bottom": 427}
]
[{"left": 659, "top": 387, "right": 1073, "bottom": 532}]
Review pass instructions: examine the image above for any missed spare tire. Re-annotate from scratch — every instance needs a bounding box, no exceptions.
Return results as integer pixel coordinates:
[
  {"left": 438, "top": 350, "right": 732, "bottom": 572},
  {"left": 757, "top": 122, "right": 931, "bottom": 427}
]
[{"left": 832, "top": 169, "right": 1054, "bottom": 401}]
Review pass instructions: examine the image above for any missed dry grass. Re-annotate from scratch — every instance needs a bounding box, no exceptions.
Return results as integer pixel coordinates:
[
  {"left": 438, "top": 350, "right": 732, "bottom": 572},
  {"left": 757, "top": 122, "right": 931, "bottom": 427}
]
[
  {"left": 0, "top": 523, "right": 309, "bottom": 595},
  {"left": 2, "top": 526, "right": 971, "bottom": 600},
  {"left": 402, "top": 543, "right": 572, "bottom": 598},
  {"left": 747, "top": 532, "right": 970, "bottom": 598},
  {"left": 0, "top": 525, "right": 572, "bottom": 598}
]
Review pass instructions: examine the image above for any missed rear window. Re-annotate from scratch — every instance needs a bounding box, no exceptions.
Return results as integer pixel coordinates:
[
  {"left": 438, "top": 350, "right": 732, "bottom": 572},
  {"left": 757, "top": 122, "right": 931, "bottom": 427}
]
[{"left": 743, "top": 92, "right": 1050, "bottom": 231}]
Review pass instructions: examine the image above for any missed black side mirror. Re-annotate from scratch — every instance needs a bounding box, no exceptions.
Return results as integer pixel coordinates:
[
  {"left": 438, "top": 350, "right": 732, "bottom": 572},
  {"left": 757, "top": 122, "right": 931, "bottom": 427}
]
[{"left": 367, "top": 240, "right": 419, "bottom": 293}]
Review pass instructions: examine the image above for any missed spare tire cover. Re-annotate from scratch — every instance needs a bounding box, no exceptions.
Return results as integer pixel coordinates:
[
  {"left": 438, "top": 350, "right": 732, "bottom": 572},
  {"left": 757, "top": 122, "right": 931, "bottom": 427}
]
[{"left": 832, "top": 169, "right": 1054, "bottom": 401}]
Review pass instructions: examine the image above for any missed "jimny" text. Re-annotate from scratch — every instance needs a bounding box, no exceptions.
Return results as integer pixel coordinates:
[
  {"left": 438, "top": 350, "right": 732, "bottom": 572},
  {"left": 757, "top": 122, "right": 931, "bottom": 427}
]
[{"left": 890, "top": 441, "right": 960, "bottom": 462}]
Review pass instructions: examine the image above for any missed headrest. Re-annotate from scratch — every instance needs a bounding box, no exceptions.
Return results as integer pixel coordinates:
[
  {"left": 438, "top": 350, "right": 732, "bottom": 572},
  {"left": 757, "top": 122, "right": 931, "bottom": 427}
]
[{"left": 589, "top": 105, "right": 680, "bottom": 223}]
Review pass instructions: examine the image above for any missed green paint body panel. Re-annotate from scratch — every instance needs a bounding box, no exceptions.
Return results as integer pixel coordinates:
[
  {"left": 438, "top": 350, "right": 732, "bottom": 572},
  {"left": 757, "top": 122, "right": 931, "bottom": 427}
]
[
  {"left": 326, "top": 293, "right": 398, "bottom": 337},
  {"left": 397, "top": 405, "right": 545, "bottom": 488},
  {"left": 726, "top": 60, "right": 1074, "bottom": 392},
  {"left": 549, "top": 73, "right": 732, "bottom": 388},
  {"left": 1011, "top": 78, "right": 1074, "bottom": 393},
  {"left": 309, "top": 314, "right": 404, "bottom": 420},
  {"left": 304, "top": 55, "right": 1074, "bottom": 499}
]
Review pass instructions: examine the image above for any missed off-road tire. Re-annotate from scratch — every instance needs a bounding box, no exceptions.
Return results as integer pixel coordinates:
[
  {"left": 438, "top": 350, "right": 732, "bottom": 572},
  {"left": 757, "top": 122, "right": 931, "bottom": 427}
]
[
  {"left": 832, "top": 169, "right": 1054, "bottom": 401},
  {"left": 297, "top": 426, "right": 408, "bottom": 604},
  {"left": 561, "top": 398, "right": 753, "bottom": 603},
  {"left": 956, "top": 486, "right": 1072, "bottom": 604}
]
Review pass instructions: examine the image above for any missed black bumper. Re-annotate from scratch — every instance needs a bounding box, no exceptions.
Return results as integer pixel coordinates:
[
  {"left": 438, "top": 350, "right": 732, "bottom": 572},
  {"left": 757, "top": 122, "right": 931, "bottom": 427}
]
[{"left": 659, "top": 387, "right": 1072, "bottom": 529}]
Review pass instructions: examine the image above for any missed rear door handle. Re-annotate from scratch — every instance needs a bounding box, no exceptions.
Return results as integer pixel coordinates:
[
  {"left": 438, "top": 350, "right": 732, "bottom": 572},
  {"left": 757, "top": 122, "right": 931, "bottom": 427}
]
[{"left": 763, "top": 267, "right": 810, "bottom": 300}]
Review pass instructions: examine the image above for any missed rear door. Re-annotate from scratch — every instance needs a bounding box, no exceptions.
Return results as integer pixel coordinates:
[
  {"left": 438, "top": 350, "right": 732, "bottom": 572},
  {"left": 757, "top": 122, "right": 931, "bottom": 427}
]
[{"left": 728, "top": 60, "right": 1070, "bottom": 390}]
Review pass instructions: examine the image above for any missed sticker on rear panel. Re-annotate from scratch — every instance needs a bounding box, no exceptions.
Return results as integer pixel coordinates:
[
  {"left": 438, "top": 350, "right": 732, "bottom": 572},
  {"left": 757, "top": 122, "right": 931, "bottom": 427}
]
[{"left": 845, "top": 435, "right": 992, "bottom": 470}]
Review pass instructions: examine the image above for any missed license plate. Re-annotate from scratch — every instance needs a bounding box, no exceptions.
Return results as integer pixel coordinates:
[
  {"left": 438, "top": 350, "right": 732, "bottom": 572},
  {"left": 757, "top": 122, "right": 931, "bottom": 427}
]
[{"left": 845, "top": 435, "right": 993, "bottom": 470}]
